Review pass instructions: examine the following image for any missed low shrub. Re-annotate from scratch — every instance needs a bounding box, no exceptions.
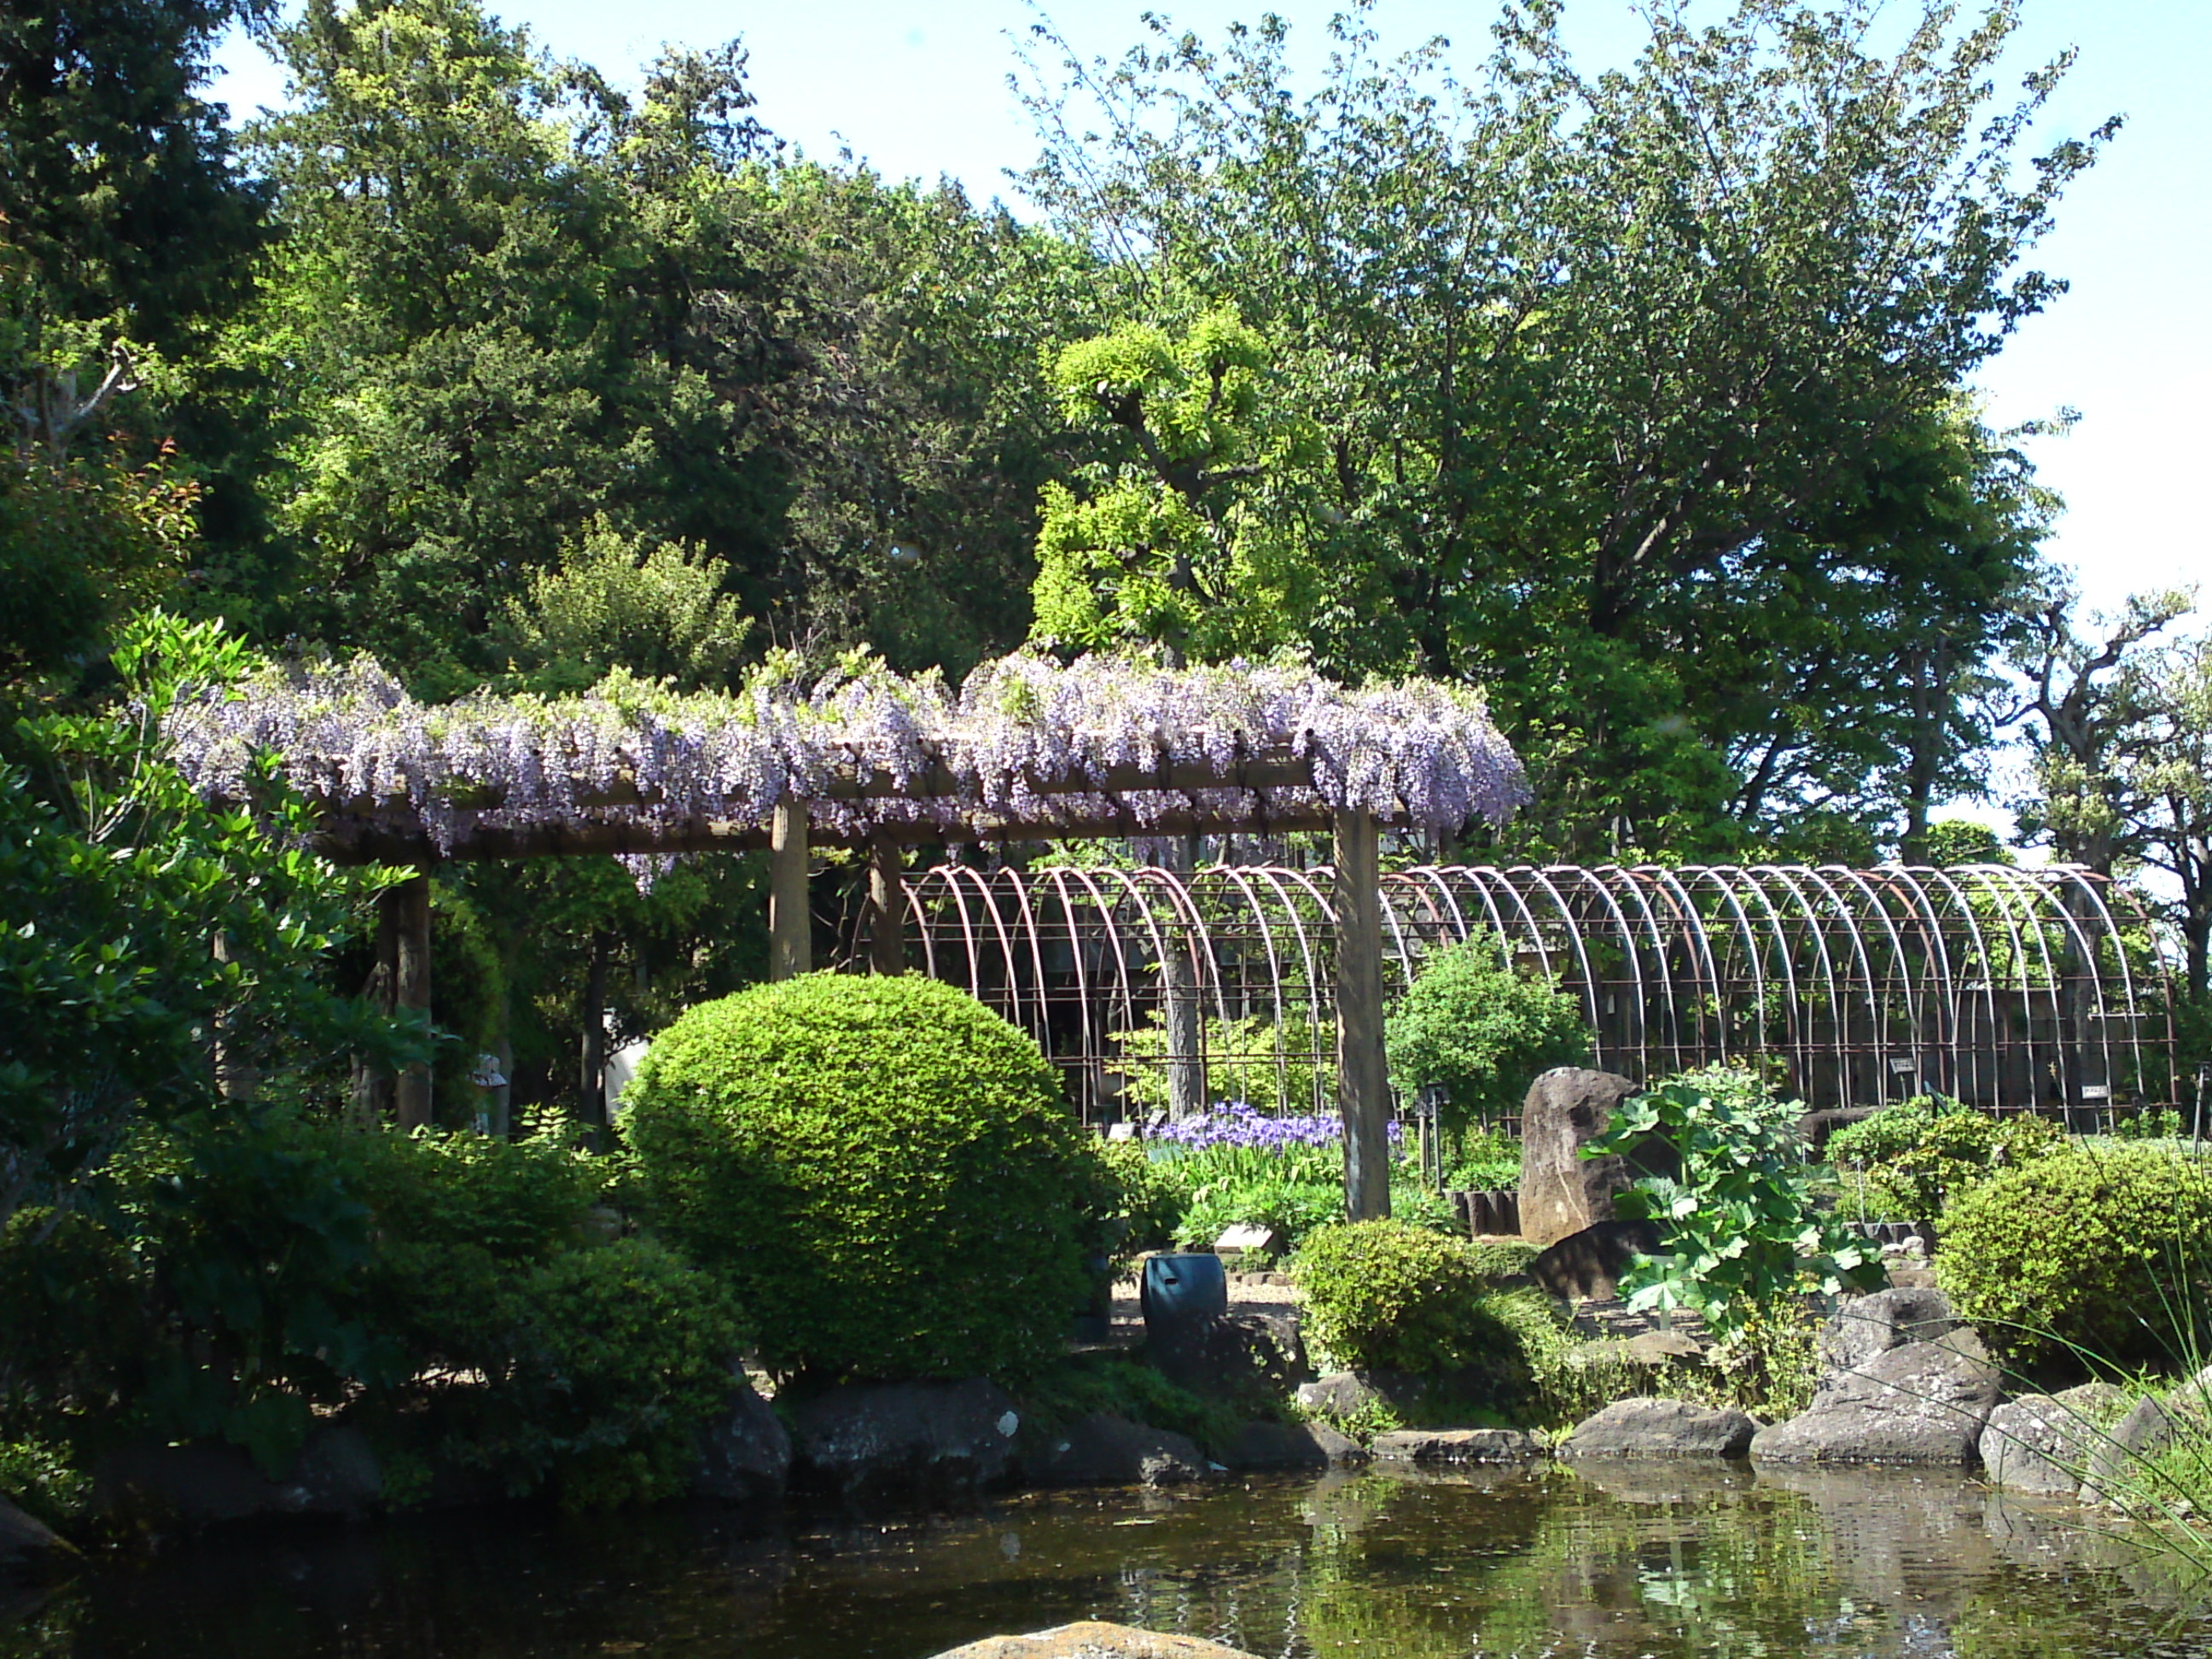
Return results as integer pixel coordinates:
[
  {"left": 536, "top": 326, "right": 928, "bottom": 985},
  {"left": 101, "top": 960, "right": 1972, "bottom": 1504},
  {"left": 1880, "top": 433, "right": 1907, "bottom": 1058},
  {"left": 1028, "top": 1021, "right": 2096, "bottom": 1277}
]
[
  {"left": 1936, "top": 1143, "right": 2212, "bottom": 1371},
  {"left": 1826, "top": 1095, "right": 2063, "bottom": 1225},
  {"left": 1018, "top": 1352, "right": 1246, "bottom": 1453},
  {"left": 1444, "top": 1124, "right": 1522, "bottom": 1192},
  {"left": 1384, "top": 938, "right": 1590, "bottom": 1130},
  {"left": 0, "top": 1435, "right": 91, "bottom": 1531},
  {"left": 624, "top": 973, "right": 1094, "bottom": 1384},
  {"left": 1466, "top": 1238, "right": 1542, "bottom": 1281},
  {"left": 453, "top": 1237, "right": 742, "bottom": 1509},
  {"left": 1087, "top": 1140, "right": 1185, "bottom": 1261},
  {"left": 1292, "top": 1219, "right": 1497, "bottom": 1374}
]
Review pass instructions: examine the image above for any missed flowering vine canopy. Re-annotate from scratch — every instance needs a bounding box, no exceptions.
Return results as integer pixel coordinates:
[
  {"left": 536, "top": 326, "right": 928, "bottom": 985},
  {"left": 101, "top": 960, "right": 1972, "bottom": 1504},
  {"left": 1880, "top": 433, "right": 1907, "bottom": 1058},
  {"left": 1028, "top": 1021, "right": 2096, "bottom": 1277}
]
[{"left": 166, "top": 650, "right": 1527, "bottom": 861}]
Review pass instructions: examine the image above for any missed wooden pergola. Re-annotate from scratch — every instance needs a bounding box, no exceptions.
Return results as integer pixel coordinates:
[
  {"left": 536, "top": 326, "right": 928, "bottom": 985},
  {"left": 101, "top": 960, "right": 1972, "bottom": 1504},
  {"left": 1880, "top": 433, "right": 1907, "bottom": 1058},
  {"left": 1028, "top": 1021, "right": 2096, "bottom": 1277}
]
[{"left": 169, "top": 653, "right": 1528, "bottom": 1220}]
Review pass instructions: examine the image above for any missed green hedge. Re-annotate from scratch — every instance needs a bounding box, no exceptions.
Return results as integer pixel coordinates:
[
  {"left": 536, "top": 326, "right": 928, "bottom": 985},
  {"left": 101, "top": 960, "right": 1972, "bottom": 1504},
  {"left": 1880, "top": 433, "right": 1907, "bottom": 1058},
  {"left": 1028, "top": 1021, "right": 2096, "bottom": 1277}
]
[
  {"left": 1936, "top": 1143, "right": 2212, "bottom": 1370},
  {"left": 624, "top": 972, "right": 1094, "bottom": 1384}
]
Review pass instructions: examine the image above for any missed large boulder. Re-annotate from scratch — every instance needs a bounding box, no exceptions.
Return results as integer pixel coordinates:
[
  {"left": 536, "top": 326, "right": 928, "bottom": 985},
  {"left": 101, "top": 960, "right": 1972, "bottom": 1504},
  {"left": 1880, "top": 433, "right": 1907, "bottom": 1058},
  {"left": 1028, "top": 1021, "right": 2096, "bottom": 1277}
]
[
  {"left": 690, "top": 1373, "right": 792, "bottom": 1503},
  {"left": 2080, "top": 1392, "right": 2207, "bottom": 1507},
  {"left": 1023, "top": 1413, "right": 1208, "bottom": 1487},
  {"left": 788, "top": 1377, "right": 1022, "bottom": 1501},
  {"left": 1981, "top": 1392, "right": 2112, "bottom": 1498},
  {"left": 1559, "top": 1398, "right": 1757, "bottom": 1459},
  {"left": 1145, "top": 1311, "right": 1310, "bottom": 1412},
  {"left": 92, "top": 1425, "right": 383, "bottom": 1528},
  {"left": 926, "top": 1624, "right": 1263, "bottom": 1659},
  {"left": 1751, "top": 1331, "right": 2000, "bottom": 1464},
  {"left": 1818, "top": 1286, "right": 1961, "bottom": 1374},
  {"left": 1294, "top": 1370, "right": 1426, "bottom": 1420},
  {"left": 1216, "top": 1418, "right": 1364, "bottom": 1471},
  {"left": 0, "top": 1495, "right": 69, "bottom": 1578},
  {"left": 1526, "top": 1220, "right": 1664, "bottom": 1302},
  {"left": 1517, "top": 1068, "right": 1669, "bottom": 1247},
  {"left": 1370, "top": 1428, "right": 1540, "bottom": 1464}
]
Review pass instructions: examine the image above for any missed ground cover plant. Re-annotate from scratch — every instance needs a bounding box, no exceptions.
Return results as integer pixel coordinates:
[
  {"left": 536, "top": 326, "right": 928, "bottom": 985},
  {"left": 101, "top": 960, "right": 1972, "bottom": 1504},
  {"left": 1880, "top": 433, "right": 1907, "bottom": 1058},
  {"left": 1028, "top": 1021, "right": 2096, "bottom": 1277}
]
[{"left": 623, "top": 973, "right": 1097, "bottom": 1385}]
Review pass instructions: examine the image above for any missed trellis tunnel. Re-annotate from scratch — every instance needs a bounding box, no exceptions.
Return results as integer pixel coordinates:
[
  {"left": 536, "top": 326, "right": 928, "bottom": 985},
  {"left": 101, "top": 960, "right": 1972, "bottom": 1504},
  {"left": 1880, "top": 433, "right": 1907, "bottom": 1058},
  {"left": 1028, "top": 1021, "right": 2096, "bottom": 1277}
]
[{"left": 878, "top": 863, "right": 2180, "bottom": 1125}]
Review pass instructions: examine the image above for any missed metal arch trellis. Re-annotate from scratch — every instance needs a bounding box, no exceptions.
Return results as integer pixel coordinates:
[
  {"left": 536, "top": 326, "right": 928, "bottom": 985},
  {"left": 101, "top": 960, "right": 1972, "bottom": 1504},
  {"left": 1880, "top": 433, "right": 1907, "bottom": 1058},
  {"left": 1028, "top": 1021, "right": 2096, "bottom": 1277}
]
[{"left": 889, "top": 863, "right": 2180, "bottom": 1124}]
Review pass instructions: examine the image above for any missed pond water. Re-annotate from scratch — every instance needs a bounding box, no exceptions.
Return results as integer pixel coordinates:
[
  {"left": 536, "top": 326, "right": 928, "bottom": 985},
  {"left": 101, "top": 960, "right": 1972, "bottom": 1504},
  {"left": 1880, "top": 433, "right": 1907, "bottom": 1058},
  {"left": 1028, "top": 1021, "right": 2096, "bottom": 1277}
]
[{"left": 6, "top": 1463, "right": 2209, "bottom": 1659}]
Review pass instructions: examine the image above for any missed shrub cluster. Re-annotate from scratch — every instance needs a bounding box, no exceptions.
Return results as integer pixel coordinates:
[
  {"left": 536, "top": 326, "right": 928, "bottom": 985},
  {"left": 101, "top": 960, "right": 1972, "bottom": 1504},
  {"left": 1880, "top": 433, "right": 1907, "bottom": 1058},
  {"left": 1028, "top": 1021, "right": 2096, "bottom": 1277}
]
[
  {"left": 0, "top": 1110, "right": 741, "bottom": 1510},
  {"left": 624, "top": 972, "right": 1095, "bottom": 1385},
  {"left": 1936, "top": 1143, "right": 2212, "bottom": 1371},
  {"left": 1826, "top": 1095, "right": 2062, "bottom": 1225}
]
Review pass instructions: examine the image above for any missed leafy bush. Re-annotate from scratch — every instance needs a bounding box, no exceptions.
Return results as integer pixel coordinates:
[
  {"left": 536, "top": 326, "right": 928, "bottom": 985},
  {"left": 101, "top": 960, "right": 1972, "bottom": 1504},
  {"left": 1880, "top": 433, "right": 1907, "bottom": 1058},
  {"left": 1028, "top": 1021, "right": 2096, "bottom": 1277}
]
[
  {"left": 1384, "top": 937, "right": 1589, "bottom": 1129},
  {"left": 1292, "top": 1219, "right": 1498, "bottom": 1373},
  {"left": 1087, "top": 1139, "right": 1185, "bottom": 1260},
  {"left": 455, "top": 1237, "right": 742, "bottom": 1509},
  {"left": 1019, "top": 1351, "right": 1245, "bottom": 1452},
  {"left": 1936, "top": 1144, "right": 2212, "bottom": 1370},
  {"left": 0, "top": 1435, "right": 90, "bottom": 1531},
  {"left": 1590, "top": 1079, "right": 1883, "bottom": 1336},
  {"left": 1111, "top": 1012, "right": 1330, "bottom": 1115},
  {"left": 1826, "top": 1095, "right": 2063, "bottom": 1225},
  {"left": 625, "top": 973, "right": 1094, "bottom": 1384},
  {"left": 1444, "top": 1124, "right": 1522, "bottom": 1191},
  {"left": 1466, "top": 1238, "right": 1542, "bottom": 1281},
  {"left": 1173, "top": 1172, "right": 1343, "bottom": 1254}
]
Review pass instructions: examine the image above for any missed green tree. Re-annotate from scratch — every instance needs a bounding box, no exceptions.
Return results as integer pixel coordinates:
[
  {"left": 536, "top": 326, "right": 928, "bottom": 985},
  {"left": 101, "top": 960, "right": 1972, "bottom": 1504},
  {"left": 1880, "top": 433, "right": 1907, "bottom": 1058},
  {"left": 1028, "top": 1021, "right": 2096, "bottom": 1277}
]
[
  {"left": 1028, "top": 307, "right": 1324, "bottom": 663},
  {"left": 1018, "top": 0, "right": 2103, "bottom": 858}
]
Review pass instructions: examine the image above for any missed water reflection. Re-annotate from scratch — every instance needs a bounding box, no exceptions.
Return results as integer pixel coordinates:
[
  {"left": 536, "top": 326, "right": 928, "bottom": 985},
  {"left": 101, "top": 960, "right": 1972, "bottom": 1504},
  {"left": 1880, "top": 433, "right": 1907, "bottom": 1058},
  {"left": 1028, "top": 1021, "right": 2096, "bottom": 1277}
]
[{"left": 3, "top": 1464, "right": 2204, "bottom": 1659}]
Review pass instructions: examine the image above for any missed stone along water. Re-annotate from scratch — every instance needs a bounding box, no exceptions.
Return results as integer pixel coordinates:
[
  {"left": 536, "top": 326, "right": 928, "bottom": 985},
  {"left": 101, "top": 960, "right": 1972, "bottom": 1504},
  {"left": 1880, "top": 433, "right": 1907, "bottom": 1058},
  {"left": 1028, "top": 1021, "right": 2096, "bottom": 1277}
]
[{"left": 6, "top": 1464, "right": 2209, "bottom": 1658}]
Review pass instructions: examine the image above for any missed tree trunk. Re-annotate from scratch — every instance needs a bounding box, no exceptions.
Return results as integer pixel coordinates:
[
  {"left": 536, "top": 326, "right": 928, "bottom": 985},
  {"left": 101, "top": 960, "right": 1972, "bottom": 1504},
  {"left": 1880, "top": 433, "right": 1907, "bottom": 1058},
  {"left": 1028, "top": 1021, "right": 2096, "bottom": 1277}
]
[{"left": 868, "top": 836, "right": 906, "bottom": 975}]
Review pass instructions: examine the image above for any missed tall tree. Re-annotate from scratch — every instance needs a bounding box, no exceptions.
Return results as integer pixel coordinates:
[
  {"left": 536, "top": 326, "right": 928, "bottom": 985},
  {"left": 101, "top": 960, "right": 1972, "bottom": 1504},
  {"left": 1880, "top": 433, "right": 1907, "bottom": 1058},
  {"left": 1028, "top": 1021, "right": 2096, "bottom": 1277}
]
[{"left": 1016, "top": 0, "right": 2105, "bottom": 858}]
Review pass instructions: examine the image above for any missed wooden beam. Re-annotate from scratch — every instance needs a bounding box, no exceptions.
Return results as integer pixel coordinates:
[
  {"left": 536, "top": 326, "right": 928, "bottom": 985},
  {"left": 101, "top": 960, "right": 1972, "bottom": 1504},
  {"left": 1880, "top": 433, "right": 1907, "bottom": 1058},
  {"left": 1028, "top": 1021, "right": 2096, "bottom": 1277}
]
[
  {"left": 312, "top": 801, "right": 1339, "bottom": 865},
  {"left": 769, "top": 801, "right": 811, "bottom": 981},
  {"left": 867, "top": 837, "right": 906, "bottom": 975},
  {"left": 393, "top": 871, "right": 433, "bottom": 1131},
  {"left": 1333, "top": 809, "right": 1391, "bottom": 1221}
]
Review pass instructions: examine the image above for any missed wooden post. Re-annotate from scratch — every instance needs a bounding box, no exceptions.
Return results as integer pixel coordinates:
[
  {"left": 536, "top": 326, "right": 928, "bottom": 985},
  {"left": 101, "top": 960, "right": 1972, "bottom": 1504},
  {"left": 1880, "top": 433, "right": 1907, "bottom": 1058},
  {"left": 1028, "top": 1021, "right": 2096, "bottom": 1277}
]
[
  {"left": 393, "top": 870, "right": 433, "bottom": 1131},
  {"left": 1334, "top": 809, "right": 1391, "bottom": 1220},
  {"left": 579, "top": 929, "right": 610, "bottom": 1135},
  {"left": 867, "top": 836, "right": 906, "bottom": 975},
  {"left": 770, "top": 801, "right": 811, "bottom": 981}
]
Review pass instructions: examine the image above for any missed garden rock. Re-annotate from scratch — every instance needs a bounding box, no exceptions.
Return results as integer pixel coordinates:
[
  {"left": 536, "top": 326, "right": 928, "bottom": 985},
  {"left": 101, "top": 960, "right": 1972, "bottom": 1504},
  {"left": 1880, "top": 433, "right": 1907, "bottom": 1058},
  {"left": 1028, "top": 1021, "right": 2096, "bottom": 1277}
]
[
  {"left": 0, "top": 1496, "right": 68, "bottom": 1576},
  {"left": 1818, "top": 1286, "right": 1960, "bottom": 1373},
  {"left": 789, "top": 1377, "right": 1022, "bottom": 1500},
  {"left": 1563, "top": 1330, "right": 1708, "bottom": 1372},
  {"left": 1146, "top": 1311, "right": 1310, "bottom": 1411},
  {"left": 1294, "top": 1370, "right": 1425, "bottom": 1420},
  {"left": 690, "top": 1373, "right": 792, "bottom": 1503},
  {"left": 925, "top": 1623, "right": 1263, "bottom": 1659},
  {"left": 1526, "top": 1220, "right": 1664, "bottom": 1301},
  {"left": 1370, "top": 1428, "right": 1540, "bottom": 1464},
  {"left": 1981, "top": 1394, "right": 2107, "bottom": 1498},
  {"left": 1216, "top": 1418, "right": 1362, "bottom": 1470},
  {"left": 1518, "top": 1068, "right": 1662, "bottom": 1246},
  {"left": 1559, "top": 1398, "right": 1757, "bottom": 1459},
  {"left": 92, "top": 1425, "right": 383, "bottom": 1527},
  {"left": 2080, "top": 1393, "right": 2206, "bottom": 1506},
  {"left": 1750, "top": 1332, "right": 2000, "bottom": 1464},
  {"left": 1024, "top": 1413, "right": 1206, "bottom": 1487}
]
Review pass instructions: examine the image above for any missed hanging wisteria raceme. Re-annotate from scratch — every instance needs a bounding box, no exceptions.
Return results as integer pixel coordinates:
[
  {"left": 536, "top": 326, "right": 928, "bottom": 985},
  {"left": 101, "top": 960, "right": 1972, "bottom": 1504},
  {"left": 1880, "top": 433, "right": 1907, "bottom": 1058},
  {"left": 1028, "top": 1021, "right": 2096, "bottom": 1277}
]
[{"left": 164, "top": 650, "right": 1528, "bottom": 855}]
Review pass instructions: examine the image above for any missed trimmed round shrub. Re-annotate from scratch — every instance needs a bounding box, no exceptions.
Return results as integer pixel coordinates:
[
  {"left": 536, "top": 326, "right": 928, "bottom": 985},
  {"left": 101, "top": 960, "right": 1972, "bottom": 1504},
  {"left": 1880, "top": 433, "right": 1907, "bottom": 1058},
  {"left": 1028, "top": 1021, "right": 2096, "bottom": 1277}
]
[
  {"left": 1384, "top": 938, "right": 1589, "bottom": 1129},
  {"left": 1827, "top": 1096, "right": 2062, "bottom": 1225},
  {"left": 623, "top": 973, "right": 1094, "bottom": 1384},
  {"left": 1936, "top": 1144, "right": 2212, "bottom": 1370},
  {"left": 1291, "top": 1218, "right": 1497, "bottom": 1374}
]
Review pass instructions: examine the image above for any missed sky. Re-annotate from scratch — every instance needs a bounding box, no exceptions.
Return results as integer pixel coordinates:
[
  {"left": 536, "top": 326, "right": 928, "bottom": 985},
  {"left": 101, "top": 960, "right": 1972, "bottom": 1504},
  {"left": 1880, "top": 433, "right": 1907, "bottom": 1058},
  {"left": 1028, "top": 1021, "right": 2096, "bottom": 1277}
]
[{"left": 208, "top": 0, "right": 2211, "bottom": 628}]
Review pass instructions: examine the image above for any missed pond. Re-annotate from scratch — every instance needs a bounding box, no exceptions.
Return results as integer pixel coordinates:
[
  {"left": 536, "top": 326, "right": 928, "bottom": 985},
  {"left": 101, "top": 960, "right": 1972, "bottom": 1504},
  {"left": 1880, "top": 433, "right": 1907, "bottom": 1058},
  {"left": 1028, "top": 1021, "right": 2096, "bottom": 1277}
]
[{"left": 6, "top": 1463, "right": 2208, "bottom": 1659}]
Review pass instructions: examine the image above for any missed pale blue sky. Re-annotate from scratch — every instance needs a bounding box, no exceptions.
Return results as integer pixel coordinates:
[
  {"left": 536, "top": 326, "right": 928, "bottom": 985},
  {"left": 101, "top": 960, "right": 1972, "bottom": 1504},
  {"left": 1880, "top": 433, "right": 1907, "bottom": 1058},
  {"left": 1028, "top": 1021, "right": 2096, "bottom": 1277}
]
[{"left": 208, "top": 1, "right": 2209, "bottom": 623}]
